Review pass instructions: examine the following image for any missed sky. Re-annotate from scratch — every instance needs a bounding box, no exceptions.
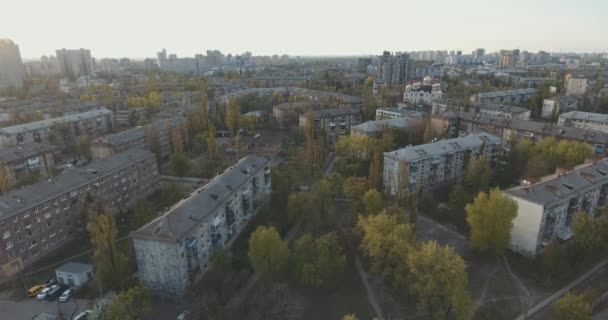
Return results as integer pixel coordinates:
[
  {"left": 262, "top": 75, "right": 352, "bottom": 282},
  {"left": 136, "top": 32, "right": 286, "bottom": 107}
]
[{"left": 2, "top": 0, "right": 607, "bottom": 60}]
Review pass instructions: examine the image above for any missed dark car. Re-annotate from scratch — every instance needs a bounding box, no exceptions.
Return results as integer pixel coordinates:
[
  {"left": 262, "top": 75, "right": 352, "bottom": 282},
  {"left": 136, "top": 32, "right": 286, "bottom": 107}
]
[{"left": 46, "top": 285, "right": 68, "bottom": 301}]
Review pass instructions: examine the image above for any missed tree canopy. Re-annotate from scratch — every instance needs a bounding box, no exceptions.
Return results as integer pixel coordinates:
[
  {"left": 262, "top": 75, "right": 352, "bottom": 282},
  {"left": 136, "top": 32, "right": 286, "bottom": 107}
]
[
  {"left": 292, "top": 233, "right": 346, "bottom": 288},
  {"left": 248, "top": 226, "right": 289, "bottom": 284},
  {"left": 550, "top": 292, "right": 592, "bottom": 320},
  {"left": 465, "top": 188, "right": 518, "bottom": 256}
]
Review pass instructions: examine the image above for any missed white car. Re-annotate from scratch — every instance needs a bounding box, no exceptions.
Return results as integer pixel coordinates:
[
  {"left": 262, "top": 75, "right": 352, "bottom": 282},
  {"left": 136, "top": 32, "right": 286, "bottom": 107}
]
[
  {"left": 58, "top": 289, "right": 72, "bottom": 302},
  {"left": 73, "top": 310, "right": 91, "bottom": 320},
  {"left": 36, "top": 285, "right": 57, "bottom": 300}
]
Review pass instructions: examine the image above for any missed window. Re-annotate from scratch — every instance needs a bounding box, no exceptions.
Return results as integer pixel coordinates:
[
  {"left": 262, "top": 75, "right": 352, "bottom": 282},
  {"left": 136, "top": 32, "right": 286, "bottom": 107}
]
[
  {"left": 44, "top": 202, "right": 50, "bottom": 209},
  {"left": 61, "top": 195, "right": 67, "bottom": 201},
  {"left": 24, "top": 221, "right": 31, "bottom": 229},
  {"left": 44, "top": 213, "right": 51, "bottom": 219},
  {"left": 59, "top": 226, "right": 64, "bottom": 232},
  {"left": 22, "top": 211, "right": 30, "bottom": 218},
  {"left": 34, "top": 207, "right": 40, "bottom": 213},
  {"left": 35, "top": 217, "right": 40, "bottom": 223},
  {"left": 63, "top": 203, "right": 69, "bottom": 211},
  {"left": 2, "top": 231, "right": 10, "bottom": 239},
  {"left": 14, "top": 225, "right": 20, "bottom": 233},
  {"left": 29, "top": 240, "right": 36, "bottom": 248}
]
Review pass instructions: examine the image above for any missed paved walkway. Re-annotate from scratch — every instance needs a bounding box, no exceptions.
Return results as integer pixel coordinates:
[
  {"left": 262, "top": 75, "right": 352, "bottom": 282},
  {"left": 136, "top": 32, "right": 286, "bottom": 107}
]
[{"left": 514, "top": 258, "right": 608, "bottom": 320}]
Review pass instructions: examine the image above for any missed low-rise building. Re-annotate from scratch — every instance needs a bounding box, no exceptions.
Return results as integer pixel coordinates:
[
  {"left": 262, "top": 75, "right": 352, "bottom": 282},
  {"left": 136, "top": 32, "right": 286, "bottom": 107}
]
[
  {"left": 0, "top": 143, "right": 58, "bottom": 183},
  {"left": 375, "top": 107, "right": 424, "bottom": 120},
  {"left": 558, "top": 111, "right": 608, "bottom": 133},
  {"left": 565, "top": 74, "right": 588, "bottom": 95},
  {"left": 469, "top": 89, "right": 536, "bottom": 105},
  {"left": 511, "top": 77, "right": 556, "bottom": 88},
  {"left": 431, "top": 112, "right": 608, "bottom": 154},
  {"left": 90, "top": 116, "right": 186, "bottom": 160},
  {"left": 272, "top": 102, "right": 314, "bottom": 128},
  {"left": 0, "top": 108, "right": 113, "bottom": 147},
  {"left": 0, "top": 149, "right": 159, "bottom": 276},
  {"left": 504, "top": 160, "right": 608, "bottom": 256},
  {"left": 383, "top": 133, "right": 501, "bottom": 196},
  {"left": 114, "top": 108, "right": 151, "bottom": 128},
  {"left": 298, "top": 107, "right": 361, "bottom": 140},
  {"left": 350, "top": 117, "right": 423, "bottom": 138},
  {"left": 55, "top": 262, "right": 93, "bottom": 287},
  {"left": 132, "top": 156, "right": 271, "bottom": 296},
  {"left": 473, "top": 103, "right": 531, "bottom": 120},
  {"left": 541, "top": 95, "right": 583, "bottom": 119}
]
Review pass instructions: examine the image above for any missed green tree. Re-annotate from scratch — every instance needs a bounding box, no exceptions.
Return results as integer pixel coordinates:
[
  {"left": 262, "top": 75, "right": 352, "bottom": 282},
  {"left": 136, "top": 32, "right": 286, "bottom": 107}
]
[
  {"left": 0, "top": 163, "right": 13, "bottom": 194},
  {"left": 170, "top": 127, "right": 184, "bottom": 154},
  {"left": 343, "top": 177, "right": 370, "bottom": 203},
  {"left": 407, "top": 241, "right": 472, "bottom": 320},
  {"left": 305, "top": 109, "right": 316, "bottom": 163},
  {"left": 464, "top": 156, "right": 492, "bottom": 193},
  {"left": 105, "top": 285, "right": 152, "bottom": 320},
  {"left": 357, "top": 212, "right": 415, "bottom": 287},
  {"left": 292, "top": 233, "right": 346, "bottom": 288},
  {"left": 571, "top": 212, "right": 608, "bottom": 254},
  {"left": 342, "top": 314, "right": 358, "bottom": 320},
  {"left": 287, "top": 192, "right": 313, "bottom": 224},
  {"left": 87, "top": 209, "right": 129, "bottom": 291},
  {"left": 248, "top": 226, "right": 289, "bottom": 284},
  {"left": 226, "top": 99, "right": 241, "bottom": 136},
  {"left": 207, "top": 124, "right": 218, "bottom": 159},
  {"left": 550, "top": 292, "right": 592, "bottom": 320},
  {"left": 200, "top": 93, "right": 209, "bottom": 130},
  {"left": 131, "top": 199, "right": 155, "bottom": 229},
  {"left": 145, "top": 127, "right": 162, "bottom": 164},
  {"left": 362, "top": 189, "right": 384, "bottom": 215},
  {"left": 148, "top": 91, "right": 161, "bottom": 112},
  {"left": 368, "top": 151, "right": 383, "bottom": 189},
  {"left": 170, "top": 152, "right": 189, "bottom": 177},
  {"left": 311, "top": 179, "right": 334, "bottom": 225},
  {"left": 447, "top": 184, "right": 471, "bottom": 220},
  {"left": 465, "top": 188, "right": 518, "bottom": 256}
]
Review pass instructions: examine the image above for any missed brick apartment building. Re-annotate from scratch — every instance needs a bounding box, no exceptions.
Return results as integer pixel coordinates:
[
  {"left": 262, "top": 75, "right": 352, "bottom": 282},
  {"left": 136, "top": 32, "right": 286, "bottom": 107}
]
[{"left": 0, "top": 149, "right": 159, "bottom": 276}]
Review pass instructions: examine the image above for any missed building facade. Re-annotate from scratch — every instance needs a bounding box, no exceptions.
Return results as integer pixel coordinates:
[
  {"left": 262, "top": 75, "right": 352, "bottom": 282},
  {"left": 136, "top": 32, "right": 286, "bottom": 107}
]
[
  {"left": 403, "top": 77, "right": 443, "bottom": 105},
  {"left": 377, "top": 51, "right": 411, "bottom": 85},
  {"left": 0, "top": 39, "right": 25, "bottom": 91},
  {"left": 558, "top": 111, "right": 608, "bottom": 133},
  {"left": 132, "top": 156, "right": 271, "bottom": 296},
  {"left": 383, "top": 133, "right": 502, "bottom": 196},
  {"left": 499, "top": 50, "right": 519, "bottom": 70},
  {"left": 56, "top": 49, "right": 93, "bottom": 80},
  {"left": 565, "top": 74, "right": 588, "bottom": 95},
  {"left": 431, "top": 112, "right": 608, "bottom": 154},
  {"left": 272, "top": 102, "right": 314, "bottom": 129},
  {"left": 504, "top": 160, "right": 608, "bottom": 256},
  {"left": 0, "top": 149, "right": 159, "bottom": 276},
  {"left": 0, "top": 108, "right": 113, "bottom": 147},
  {"left": 298, "top": 107, "right": 361, "bottom": 140},
  {"left": 470, "top": 89, "right": 536, "bottom": 105},
  {"left": 0, "top": 143, "right": 58, "bottom": 184},
  {"left": 541, "top": 96, "right": 583, "bottom": 119},
  {"left": 90, "top": 115, "right": 186, "bottom": 160},
  {"left": 474, "top": 103, "right": 531, "bottom": 120},
  {"left": 375, "top": 107, "right": 424, "bottom": 120}
]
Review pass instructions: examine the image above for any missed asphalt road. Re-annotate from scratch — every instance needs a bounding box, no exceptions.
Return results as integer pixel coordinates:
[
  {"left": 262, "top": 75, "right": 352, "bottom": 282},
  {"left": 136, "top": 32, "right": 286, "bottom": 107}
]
[{"left": 0, "top": 296, "right": 91, "bottom": 320}]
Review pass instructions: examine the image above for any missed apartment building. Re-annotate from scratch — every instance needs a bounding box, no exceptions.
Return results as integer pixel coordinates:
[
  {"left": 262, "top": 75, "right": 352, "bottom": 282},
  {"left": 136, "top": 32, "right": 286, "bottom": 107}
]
[
  {"left": 132, "top": 156, "right": 271, "bottom": 296},
  {"left": 375, "top": 107, "right": 424, "bottom": 120},
  {"left": 351, "top": 117, "right": 422, "bottom": 138},
  {"left": 557, "top": 111, "right": 608, "bottom": 134},
  {"left": 0, "top": 108, "right": 113, "bottom": 147},
  {"left": 383, "top": 133, "right": 501, "bottom": 196},
  {"left": 272, "top": 102, "right": 316, "bottom": 129},
  {"left": 298, "top": 107, "right": 361, "bottom": 140},
  {"left": 0, "top": 143, "right": 58, "bottom": 183},
  {"left": 431, "top": 112, "right": 608, "bottom": 154},
  {"left": 474, "top": 103, "right": 531, "bottom": 120},
  {"left": 469, "top": 89, "right": 536, "bottom": 105},
  {"left": 114, "top": 108, "right": 151, "bottom": 128},
  {"left": 504, "top": 160, "right": 608, "bottom": 256},
  {"left": 0, "top": 149, "right": 159, "bottom": 276},
  {"left": 55, "top": 49, "right": 93, "bottom": 80},
  {"left": 90, "top": 115, "right": 186, "bottom": 160},
  {"left": 0, "top": 39, "right": 25, "bottom": 90},
  {"left": 541, "top": 96, "right": 583, "bottom": 119},
  {"left": 565, "top": 74, "right": 588, "bottom": 95}
]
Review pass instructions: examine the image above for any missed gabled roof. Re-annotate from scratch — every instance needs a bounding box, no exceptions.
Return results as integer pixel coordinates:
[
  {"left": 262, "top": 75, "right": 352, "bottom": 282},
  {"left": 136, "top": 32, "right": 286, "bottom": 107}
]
[{"left": 132, "top": 156, "right": 270, "bottom": 242}]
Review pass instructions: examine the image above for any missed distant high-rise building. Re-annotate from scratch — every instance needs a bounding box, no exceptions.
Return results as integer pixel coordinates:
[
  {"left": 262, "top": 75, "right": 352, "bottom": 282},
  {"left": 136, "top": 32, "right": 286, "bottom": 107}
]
[
  {"left": 56, "top": 48, "right": 93, "bottom": 79},
  {"left": 156, "top": 48, "right": 167, "bottom": 68},
  {"left": 377, "top": 51, "right": 411, "bottom": 85},
  {"left": 499, "top": 49, "right": 520, "bottom": 70},
  {"left": 474, "top": 48, "right": 485, "bottom": 59},
  {"left": 0, "top": 39, "right": 25, "bottom": 91}
]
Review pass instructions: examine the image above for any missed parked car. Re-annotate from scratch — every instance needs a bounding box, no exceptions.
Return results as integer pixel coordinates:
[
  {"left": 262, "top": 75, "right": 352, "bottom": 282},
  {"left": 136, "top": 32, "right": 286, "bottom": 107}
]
[
  {"left": 58, "top": 289, "right": 73, "bottom": 302},
  {"left": 27, "top": 285, "right": 47, "bottom": 298},
  {"left": 46, "top": 277, "right": 58, "bottom": 286},
  {"left": 177, "top": 311, "right": 191, "bottom": 320},
  {"left": 36, "top": 285, "right": 56, "bottom": 300},
  {"left": 73, "top": 310, "right": 91, "bottom": 320},
  {"left": 46, "top": 285, "right": 67, "bottom": 301}
]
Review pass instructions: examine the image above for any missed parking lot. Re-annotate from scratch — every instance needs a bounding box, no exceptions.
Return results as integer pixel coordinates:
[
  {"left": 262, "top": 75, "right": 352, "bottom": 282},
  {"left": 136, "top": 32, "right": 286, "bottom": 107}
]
[{"left": 0, "top": 293, "right": 92, "bottom": 320}]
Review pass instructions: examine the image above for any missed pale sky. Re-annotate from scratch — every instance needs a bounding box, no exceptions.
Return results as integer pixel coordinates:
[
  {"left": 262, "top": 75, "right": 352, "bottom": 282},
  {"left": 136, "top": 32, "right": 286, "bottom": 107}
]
[{"left": 2, "top": 0, "right": 607, "bottom": 60}]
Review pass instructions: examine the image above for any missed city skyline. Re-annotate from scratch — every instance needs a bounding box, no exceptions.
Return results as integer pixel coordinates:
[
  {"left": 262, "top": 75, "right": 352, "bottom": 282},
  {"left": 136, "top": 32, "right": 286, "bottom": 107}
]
[{"left": 2, "top": 0, "right": 608, "bottom": 59}]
